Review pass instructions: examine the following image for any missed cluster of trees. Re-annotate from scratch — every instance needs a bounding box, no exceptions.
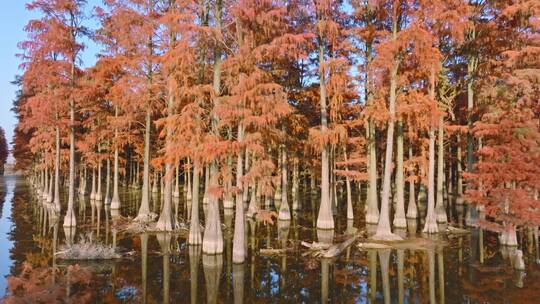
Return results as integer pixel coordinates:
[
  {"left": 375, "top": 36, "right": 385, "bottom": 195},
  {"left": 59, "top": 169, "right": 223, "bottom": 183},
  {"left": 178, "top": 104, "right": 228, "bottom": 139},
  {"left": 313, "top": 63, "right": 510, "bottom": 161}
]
[
  {"left": 12, "top": 0, "right": 540, "bottom": 259},
  {"left": 0, "top": 127, "right": 7, "bottom": 175}
]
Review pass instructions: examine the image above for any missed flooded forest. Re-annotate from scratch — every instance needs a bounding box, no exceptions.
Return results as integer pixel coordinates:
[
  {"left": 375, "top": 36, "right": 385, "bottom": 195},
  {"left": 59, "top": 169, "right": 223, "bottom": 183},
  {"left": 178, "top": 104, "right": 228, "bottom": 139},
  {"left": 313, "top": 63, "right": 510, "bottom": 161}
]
[{"left": 2, "top": 0, "right": 539, "bottom": 303}]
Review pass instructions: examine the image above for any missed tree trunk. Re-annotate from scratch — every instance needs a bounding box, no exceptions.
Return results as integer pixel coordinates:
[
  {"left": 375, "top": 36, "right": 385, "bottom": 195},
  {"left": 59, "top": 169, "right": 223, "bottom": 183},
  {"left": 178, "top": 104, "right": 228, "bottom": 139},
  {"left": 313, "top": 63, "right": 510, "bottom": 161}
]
[
  {"left": 292, "top": 157, "right": 300, "bottom": 211},
  {"left": 90, "top": 167, "right": 96, "bottom": 201},
  {"left": 135, "top": 110, "right": 152, "bottom": 221},
  {"left": 152, "top": 172, "right": 159, "bottom": 193},
  {"left": 393, "top": 121, "right": 406, "bottom": 227},
  {"left": 203, "top": 0, "right": 224, "bottom": 254},
  {"left": 373, "top": 16, "right": 400, "bottom": 241},
  {"left": 242, "top": 150, "right": 250, "bottom": 205},
  {"left": 47, "top": 169, "right": 53, "bottom": 203},
  {"left": 274, "top": 149, "right": 282, "bottom": 209},
  {"left": 343, "top": 148, "right": 354, "bottom": 220},
  {"left": 436, "top": 116, "right": 447, "bottom": 223},
  {"left": 309, "top": 168, "right": 315, "bottom": 198},
  {"left": 465, "top": 50, "right": 478, "bottom": 227},
  {"left": 365, "top": 38, "right": 379, "bottom": 224},
  {"left": 247, "top": 179, "right": 258, "bottom": 217},
  {"left": 316, "top": 35, "right": 334, "bottom": 230},
  {"left": 173, "top": 165, "right": 180, "bottom": 198},
  {"left": 63, "top": 96, "right": 76, "bottom": 228},
  {"left": 54, "top": 126, "right": 61, "bottom": 212},
  {"left": 203, "top": 165, "right": 209, "bottom": 205},
  {"left": 373, "top": 64, "right": 400, "bottom": 241},
  {"left": 156, "top": 84, "right": 175, "bottom": 231},
  {"left": 111, "top": 106, "right": 121, "bottom": 210},
  {"left": 423, "top": 70, "right": 438, "bottom": 233},
  {"left": 366, "top": 110, "right": 379, "bottom": 222},
  {"left": 78, "top": 166, "right": 84, "bottom": 196},
  {"left": 406, "top": 143, "right": 418, "bottom": 218},
  {"left": 456, "top": 135, "right": 463, "bottom": 207},
  {"left": 278, "top": 140, "right": 291, "bottom": 220},
  {"left": 224, "top": 129, "right": 234, "bottom": 210},
  {"left": 105, "top": 157, "right": 111, "bottom": 205},
  {"left": 331, "top": 146, "right": 338, "bottom": 215},
  {"left": 96, "top": 148, "right": 103, "bottom": 202},
  {"left": 188, "top": 162, "right": 202, "bottom": 244},
  {"left": 187, "top": 159, "right": 192, "bottom": 201},
  {"left": 233, "top": 122, "right": 246, "bottom": 263}
]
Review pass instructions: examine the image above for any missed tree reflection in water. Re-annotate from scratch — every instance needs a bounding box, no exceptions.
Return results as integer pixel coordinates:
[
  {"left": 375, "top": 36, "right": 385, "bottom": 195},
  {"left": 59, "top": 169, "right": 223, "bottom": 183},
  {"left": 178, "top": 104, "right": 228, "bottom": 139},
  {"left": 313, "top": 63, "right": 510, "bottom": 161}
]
[{"left": 0, "top": 177, "right": 539, "bottom": 302}]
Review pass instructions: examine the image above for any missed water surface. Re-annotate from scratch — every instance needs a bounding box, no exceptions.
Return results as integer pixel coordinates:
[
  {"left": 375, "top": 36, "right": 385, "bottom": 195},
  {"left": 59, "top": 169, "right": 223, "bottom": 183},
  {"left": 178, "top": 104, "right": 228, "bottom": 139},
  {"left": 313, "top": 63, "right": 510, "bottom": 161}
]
[{"left": 0, "top": 175, "right": 539, "bottom": 303}]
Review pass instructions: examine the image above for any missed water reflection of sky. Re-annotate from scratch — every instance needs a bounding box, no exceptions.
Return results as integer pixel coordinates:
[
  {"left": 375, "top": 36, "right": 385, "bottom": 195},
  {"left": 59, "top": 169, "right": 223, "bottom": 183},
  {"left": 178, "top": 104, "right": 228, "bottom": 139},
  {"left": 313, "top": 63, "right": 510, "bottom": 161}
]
[
  {"left": 116, "top": 285, "right": 139, "bottom": 301},
  {"left": 0, "top": 176, "right": 14, "bottom": 297}
]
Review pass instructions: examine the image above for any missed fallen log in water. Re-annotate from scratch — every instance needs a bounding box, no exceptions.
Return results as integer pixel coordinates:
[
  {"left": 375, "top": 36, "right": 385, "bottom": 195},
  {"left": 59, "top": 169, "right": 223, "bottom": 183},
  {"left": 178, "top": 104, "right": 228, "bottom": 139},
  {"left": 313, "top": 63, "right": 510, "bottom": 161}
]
[
  {"left": 322, "top": 235, "right": 360, "bottom": 258},
  {"left": 357, "top": 242, "right": 393, "bottom": 250},
  {"left": 302, "top": 235, "right": 360, "bottom": 258}
]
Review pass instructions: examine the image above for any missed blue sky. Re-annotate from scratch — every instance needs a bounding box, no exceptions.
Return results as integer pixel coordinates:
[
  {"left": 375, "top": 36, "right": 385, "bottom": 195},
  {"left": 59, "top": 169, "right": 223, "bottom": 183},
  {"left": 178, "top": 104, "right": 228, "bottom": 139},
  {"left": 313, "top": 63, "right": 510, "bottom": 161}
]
[{"left": 0, "top": 0, "right": 101, "bottom": 162}]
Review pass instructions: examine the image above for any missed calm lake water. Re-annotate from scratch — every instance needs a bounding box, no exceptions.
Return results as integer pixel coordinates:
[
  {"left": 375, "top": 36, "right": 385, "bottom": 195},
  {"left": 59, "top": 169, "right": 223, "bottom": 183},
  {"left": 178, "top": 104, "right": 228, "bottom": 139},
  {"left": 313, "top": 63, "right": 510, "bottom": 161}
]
[{"left": 0, "top": 175, "right": 539, "bottom": 303}]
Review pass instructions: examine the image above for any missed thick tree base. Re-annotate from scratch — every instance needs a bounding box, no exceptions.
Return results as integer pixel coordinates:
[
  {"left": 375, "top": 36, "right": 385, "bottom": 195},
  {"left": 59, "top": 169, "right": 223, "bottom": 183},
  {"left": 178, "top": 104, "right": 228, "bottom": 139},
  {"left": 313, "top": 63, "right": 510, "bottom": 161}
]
[
  {"left": 513, "top": 249, "right": 525, "bottom": 270},
  {"left": 317, "top": 229, "right": 335, "bottom": 245},
  {"left": 134, "top": 212, "right": 157, "bottom": 223},
  {"left": 232, "top": 251, "right": 245, "bottom": 264},
  {"left": 188, "top": 221, "right": 202, "bottom": 245},
  {"left": 202, "top": 253, "right": 223, "bottom": 268},
  {"left": 110, "top": 198, "right": 121, "bottom": 210},
  {"left": 278, "top": 204, "right": 291, "bottom": 221},
  {"left": 110, "top": 209, "right": 120, "bottom": 218},
  {"left": 406, "top": 212, "right": 418, "bottom": 219},
  {"left": 436, "top": 213, "right": 448, "bottom": 223},
  {"left": 155, "top": 216, "right": 175, "bottom": 231},
  {"left": 393, "top": 217, "right": 407, "bottom": 228},
  {"left": 365, "top": 213, "right": 379, "bottom": 224},
  {"left": 63, "top": 226, "right": 76, "bottom": 244},
  {"left": 223, "top": 198, "right": 234, "bottom": 209},
  {"left": 316, "top": 218, "right": 335, "bottom": 230},
  {"left": 54, "top": 202, "right": 61, "bottom": 214},
  {"left": 63, "top": 209, "right": 77, "bottom": 228},
  {"left": 500, "top": 229, "right": 518, "bottom": 246},
  {"left": 202, "top": 237, "right": 224, "bottom": 255},
  {"left": 422, "top": 221, "right": 439, "bottom": 233}
]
